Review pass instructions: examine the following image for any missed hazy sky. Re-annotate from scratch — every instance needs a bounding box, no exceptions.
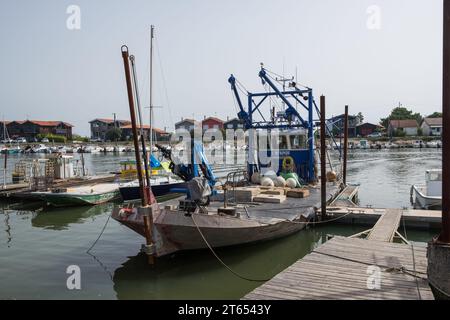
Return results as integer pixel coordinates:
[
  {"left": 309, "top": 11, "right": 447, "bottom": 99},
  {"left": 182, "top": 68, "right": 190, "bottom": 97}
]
[{"left": 0, "top": 0, "right": 443, "bottom": 135}]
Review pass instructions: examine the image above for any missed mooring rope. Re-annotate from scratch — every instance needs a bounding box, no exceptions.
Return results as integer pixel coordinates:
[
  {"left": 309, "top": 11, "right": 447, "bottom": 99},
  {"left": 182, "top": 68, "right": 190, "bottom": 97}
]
[
  {"left": 191, "top": 214, "right": 272, "bottom": 282},
  {"left": 86, "top": 213, "right": 112, "bottom": 254},
  {"left": 279, "top": 210, "right": 354, "bottom": 226}
]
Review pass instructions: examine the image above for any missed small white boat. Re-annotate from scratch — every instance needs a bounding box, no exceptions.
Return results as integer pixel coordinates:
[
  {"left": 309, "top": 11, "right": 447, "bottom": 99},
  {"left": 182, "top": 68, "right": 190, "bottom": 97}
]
[
  {"left": 412, "top": 140, "right": 425, "bottom": 148},
  {"left": 385, "top": 142, "right": 398, "bottom": 149},
  {"left": 359, "top": 140, "right": 369, "bottom": 149},
  {"left": 32, "top": 144, "right": 50, "bottom": 153},
  {"left": 426, "top": 141, "right": 441, "bottom": 148},
  {"left": 411, "top": 169, "right": 442, "bottom": 210}
]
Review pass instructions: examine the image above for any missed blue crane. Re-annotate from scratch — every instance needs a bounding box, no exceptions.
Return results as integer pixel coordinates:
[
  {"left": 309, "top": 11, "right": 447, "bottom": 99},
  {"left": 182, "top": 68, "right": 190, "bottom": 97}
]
[{"left": 228, "top": 65, "right": 317, "bottom": 182}]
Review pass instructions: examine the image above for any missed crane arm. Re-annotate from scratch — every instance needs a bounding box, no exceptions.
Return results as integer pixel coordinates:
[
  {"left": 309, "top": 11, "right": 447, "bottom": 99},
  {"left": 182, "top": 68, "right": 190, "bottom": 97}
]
[
  {"left": 228, "top": 74, "right": 252, "bottom": 128},
  {"left": 258, "top": 68, "right": 308, "bottom": 128}
]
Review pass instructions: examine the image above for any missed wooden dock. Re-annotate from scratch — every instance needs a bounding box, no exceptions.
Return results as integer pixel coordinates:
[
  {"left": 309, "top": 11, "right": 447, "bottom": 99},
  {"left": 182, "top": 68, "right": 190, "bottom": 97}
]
[
  {"left": 367, "top": 209, "right": 402, "bottom": 242},
  {"left": 328, "top": 185, "right": 359, "bottom": 207},
  {"left": 243, "top": 236, "right": 434, "bottom": 300},
  {"left": 323, "top": 206, "right": 442, "bottom": 230}
]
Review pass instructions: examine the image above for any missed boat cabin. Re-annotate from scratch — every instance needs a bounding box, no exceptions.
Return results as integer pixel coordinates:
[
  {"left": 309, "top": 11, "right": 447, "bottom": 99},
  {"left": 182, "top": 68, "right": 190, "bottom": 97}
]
[
  {"left": 426, "top": 169, "right": 442, "bottom": 197},
  {"left": 257, "top": 129, "right": 311, "bottom": 181}
]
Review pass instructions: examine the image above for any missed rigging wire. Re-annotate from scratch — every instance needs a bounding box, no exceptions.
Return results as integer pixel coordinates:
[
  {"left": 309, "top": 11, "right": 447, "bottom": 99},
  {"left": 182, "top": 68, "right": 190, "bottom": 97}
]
[{"left": 154, "top": 37, "right": 174, "bottom": 130}]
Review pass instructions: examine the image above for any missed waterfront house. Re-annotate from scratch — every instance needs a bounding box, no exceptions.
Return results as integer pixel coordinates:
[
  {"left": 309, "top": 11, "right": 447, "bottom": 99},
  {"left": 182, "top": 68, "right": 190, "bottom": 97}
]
[
  {"left": 121, "top": 124, "right": 170, "bottom": 142},
  {"left": 202, "top": 117, "right": 224, "bottom": 132},
  {"left": 421, "top": 118, "right": 443, "bottom": 136},
  {"left": 388, "top": 119, "right": 418, "bottom": 136},
  {"left": 326, "top": 114, "right": 360, "bottom": 137},
  {"left": 174, "top": 118, "right": 200, "bottom": 132},
  {"left": 356, "top": 123, "right": 384, "bottom": 137},
  {"left": 224, "top": 117, "right": 245, "bottom": 131},
  {"left": 89, "top": 118, "right": 131, "bottom": 141},
  {"left": 6, "top": 120, "right": 73, "bottom": 141}
]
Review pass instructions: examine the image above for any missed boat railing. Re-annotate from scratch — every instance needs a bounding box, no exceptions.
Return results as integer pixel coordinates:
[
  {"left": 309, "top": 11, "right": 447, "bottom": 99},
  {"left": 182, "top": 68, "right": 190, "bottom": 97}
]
[{"left": 223, "top": 170, "right": 250, "bottom": 204}]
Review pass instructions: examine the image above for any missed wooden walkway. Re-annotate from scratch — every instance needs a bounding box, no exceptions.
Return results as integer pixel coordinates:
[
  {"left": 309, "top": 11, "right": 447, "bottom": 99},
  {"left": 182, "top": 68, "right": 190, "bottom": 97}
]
[
  {"left": 243, "top": 236, "right": 434, "bottom": 300},
  {"left": 328, "top": 185, "right": 359, "bottom": 207},
  {"left": 367, "top": 209, "right": 402, "bottom": 242}
]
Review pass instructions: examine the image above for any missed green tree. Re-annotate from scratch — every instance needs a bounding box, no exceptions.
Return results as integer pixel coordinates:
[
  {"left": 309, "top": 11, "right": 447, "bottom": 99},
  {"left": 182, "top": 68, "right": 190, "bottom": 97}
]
[
  {"left": 380, "top": 107, "right": 422, "bottom": 128},
  {"left": 105, "top": 128, "right": 122, "bottom": 141},
  {"left": 427, "top": 112, "right": 442, "bottom": 118},
  {"left": 356, "top": 112, "right": 364, "bottom": 123}
]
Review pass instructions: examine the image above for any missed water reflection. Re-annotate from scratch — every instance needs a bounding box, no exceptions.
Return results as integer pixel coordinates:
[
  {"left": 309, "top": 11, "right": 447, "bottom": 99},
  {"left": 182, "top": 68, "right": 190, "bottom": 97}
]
[
  {"left": 31, "top": 204, "right": 112, "bottom": 230},
  {"left": 111, "top": 227, "right": 335, "bottom": 300},
  {"left": 2, "top": 208, "right": 11, "bottom": 247}
]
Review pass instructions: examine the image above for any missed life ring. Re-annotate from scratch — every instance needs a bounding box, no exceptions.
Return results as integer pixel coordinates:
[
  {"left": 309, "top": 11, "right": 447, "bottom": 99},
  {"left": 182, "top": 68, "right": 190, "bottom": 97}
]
[{"left": 282, "top": 156, "right": 295, "bottom": 172}]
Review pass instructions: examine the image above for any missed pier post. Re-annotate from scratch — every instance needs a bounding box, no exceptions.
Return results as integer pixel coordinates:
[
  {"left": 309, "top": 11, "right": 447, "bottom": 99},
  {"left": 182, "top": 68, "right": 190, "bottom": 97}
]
[
  {"left": 320, "top": 96, "right": 327, "bottom": 220},
  {"left": 343, "top": 105, "right": 349, "bottom": 185},
  {"left": 427, "top": 0, "right": 450, "bottom": 300},
  {"left": 3, "top": 151, "right": 6, "bottom": 189}
]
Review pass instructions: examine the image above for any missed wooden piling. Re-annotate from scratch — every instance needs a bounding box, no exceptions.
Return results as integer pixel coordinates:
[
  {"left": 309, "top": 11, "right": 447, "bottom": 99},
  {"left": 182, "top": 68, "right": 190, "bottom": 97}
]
[
  {"left": 440, "top": 0, "right": 450, "bottom": 243},
  {"left": 343, "top": 105, "right": 349, "bottom": 185},
  {"left": 320, "top": 96, "right": 327, "bottom": 220}
]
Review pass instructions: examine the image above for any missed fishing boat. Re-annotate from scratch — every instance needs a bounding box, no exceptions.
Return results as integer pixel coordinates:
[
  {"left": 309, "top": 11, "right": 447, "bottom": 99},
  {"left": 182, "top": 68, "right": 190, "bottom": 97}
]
[
  {"left": 411, "top": 169, "right": 442, "bottom": 210},
  {"left": 112, "top": 43, "right": 347, "bottom": 259},
  {"left": 31, "top": 182, "right": 121, "bottom": 207}
]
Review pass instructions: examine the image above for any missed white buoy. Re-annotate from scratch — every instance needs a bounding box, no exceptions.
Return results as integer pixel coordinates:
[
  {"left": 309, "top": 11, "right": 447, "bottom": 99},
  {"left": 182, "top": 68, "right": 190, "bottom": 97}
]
[
  {"left": 274, "top": 176, "right": 286, "bottom": 187},
  {"left": 261, "top": 177, "right": 275, "bottom": 187},
  {"left": 286, "top": 178, "right": 297, "bottom": 189}
]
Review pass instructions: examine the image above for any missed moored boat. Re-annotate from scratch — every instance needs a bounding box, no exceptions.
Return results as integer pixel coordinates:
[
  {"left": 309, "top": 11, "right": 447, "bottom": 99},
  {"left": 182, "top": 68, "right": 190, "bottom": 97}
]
[
  {"left": 411, "top": 169, "right": 442, "bottom": 209},
  {"left": 31, "top": 183, "right": 121, "bottom": 207}
]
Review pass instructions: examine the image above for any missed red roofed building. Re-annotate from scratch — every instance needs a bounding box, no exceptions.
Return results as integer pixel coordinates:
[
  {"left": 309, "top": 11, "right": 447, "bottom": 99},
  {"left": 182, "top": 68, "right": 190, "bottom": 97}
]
[
  {"left": 202, "top": 117, "right": 224, "bottom": 132},
  {"left": 388, "top": 119, "right": 418, "bottom": 136},
  {"left": 6, "top": 120, "right": 73, "bottom": 141}
]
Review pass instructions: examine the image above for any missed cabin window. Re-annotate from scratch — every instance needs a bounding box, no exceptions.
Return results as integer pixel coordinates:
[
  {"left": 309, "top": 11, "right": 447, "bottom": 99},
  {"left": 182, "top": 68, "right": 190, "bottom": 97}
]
[
  {"left": 290, "top": 135, "right": 306, "bottom": 149},
  {"left": 428, "top": 172, "right": 442, "bottom": 182},
  {"left": 279, "top": 136, "right": 288, "bottom": 150}
]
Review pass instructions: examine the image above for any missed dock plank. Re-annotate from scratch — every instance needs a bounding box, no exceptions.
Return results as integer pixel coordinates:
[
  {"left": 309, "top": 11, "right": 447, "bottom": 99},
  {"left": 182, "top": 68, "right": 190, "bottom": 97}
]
[
  {"left": 243, "top": 236, "right": 434, "bottom": 300},
  {"left": 367, "top": 209, "right": 402, "bottom": 242}
]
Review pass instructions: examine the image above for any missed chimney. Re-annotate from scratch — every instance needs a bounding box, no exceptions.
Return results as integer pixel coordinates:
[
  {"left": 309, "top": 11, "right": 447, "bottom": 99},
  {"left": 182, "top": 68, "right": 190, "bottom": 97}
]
[
  {"left": 204, "top": 115, "right": 206, "bottom": 120},
  {"left": 227, "top": 116, "right": 229, "bottom": 121}
]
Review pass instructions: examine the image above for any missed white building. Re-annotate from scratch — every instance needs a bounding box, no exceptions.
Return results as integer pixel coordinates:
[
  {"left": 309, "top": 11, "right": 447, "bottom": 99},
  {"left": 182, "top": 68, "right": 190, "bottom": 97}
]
[{"left": 421, "top": 118, "right": 443, "bottom": 136}]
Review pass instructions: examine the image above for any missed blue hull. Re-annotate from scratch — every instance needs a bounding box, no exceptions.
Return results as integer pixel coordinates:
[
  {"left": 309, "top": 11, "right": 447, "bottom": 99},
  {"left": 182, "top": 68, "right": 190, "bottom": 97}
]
[{"left": 119, "top": 182, "right": 187, "bottom": 201}]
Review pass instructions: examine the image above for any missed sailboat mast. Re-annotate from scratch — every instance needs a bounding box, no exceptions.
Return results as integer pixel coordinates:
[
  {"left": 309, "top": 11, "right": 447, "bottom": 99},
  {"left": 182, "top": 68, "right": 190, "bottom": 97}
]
[{"left": 149, "top": 25, "right": 154, "bottom": 178}]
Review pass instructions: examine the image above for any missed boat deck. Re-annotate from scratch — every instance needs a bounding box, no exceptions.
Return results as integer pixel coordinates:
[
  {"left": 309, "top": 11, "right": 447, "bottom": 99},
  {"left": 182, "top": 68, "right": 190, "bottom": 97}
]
[
  {"left": 243, "top": 236, "right": 434, "bottom": 300},
  {"left": 161, "top": 182, "right": 341, "bottom": 222}
]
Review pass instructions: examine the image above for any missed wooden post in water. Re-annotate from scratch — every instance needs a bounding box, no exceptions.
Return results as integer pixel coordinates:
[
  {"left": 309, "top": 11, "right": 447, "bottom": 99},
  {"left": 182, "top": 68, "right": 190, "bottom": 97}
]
[
  {"left": 427, "top": 0, "right": 450, "bottom": 300},
  {"left": 441, "top": 0, "right": 450, "bottom": 245},
  {"left": 3, "top": 151, "right": 7, "bottom": 189},
  {"left": 320, "top": 96, "right": 327, "bottom": 220},
  {"left": 121, "top": 46, "right": 148, "bottom": 207},
  {"left": 343, "top": 105, "right": 349, "bottom": 185}
]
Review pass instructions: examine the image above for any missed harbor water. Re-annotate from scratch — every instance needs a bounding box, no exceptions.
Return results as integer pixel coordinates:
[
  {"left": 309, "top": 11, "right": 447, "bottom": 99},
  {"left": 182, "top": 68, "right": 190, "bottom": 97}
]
[{"left": 0, "top": 149, "right": 442, "bottom": 299}]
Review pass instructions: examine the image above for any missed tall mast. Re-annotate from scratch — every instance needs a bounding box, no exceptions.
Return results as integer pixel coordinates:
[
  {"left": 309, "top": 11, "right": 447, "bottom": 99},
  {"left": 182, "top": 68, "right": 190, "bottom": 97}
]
[{"left": 149, "top": 25, "right": 154, "bottom": 178}]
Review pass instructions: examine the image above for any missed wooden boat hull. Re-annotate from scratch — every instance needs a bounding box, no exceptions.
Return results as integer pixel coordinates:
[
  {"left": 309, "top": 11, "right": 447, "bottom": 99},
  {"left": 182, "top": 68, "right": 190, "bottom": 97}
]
[
  {"left": 112, "top": 206, "right": 309, "bottom": 257},
  {"left": 34, "top": 190, "right": 121, "bottom": 207}
]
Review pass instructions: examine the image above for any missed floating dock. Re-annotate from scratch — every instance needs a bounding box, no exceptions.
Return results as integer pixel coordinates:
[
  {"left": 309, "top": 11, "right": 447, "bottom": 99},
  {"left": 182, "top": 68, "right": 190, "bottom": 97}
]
[
  {"left": 244, "top": 209, "right": 434, "bottom": 300},
  {"left": 323, "top": 206, "right": 442, "bottom": 230},
  {"left": 243, "top": 236, "right": 433, "bottom": 300}
]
